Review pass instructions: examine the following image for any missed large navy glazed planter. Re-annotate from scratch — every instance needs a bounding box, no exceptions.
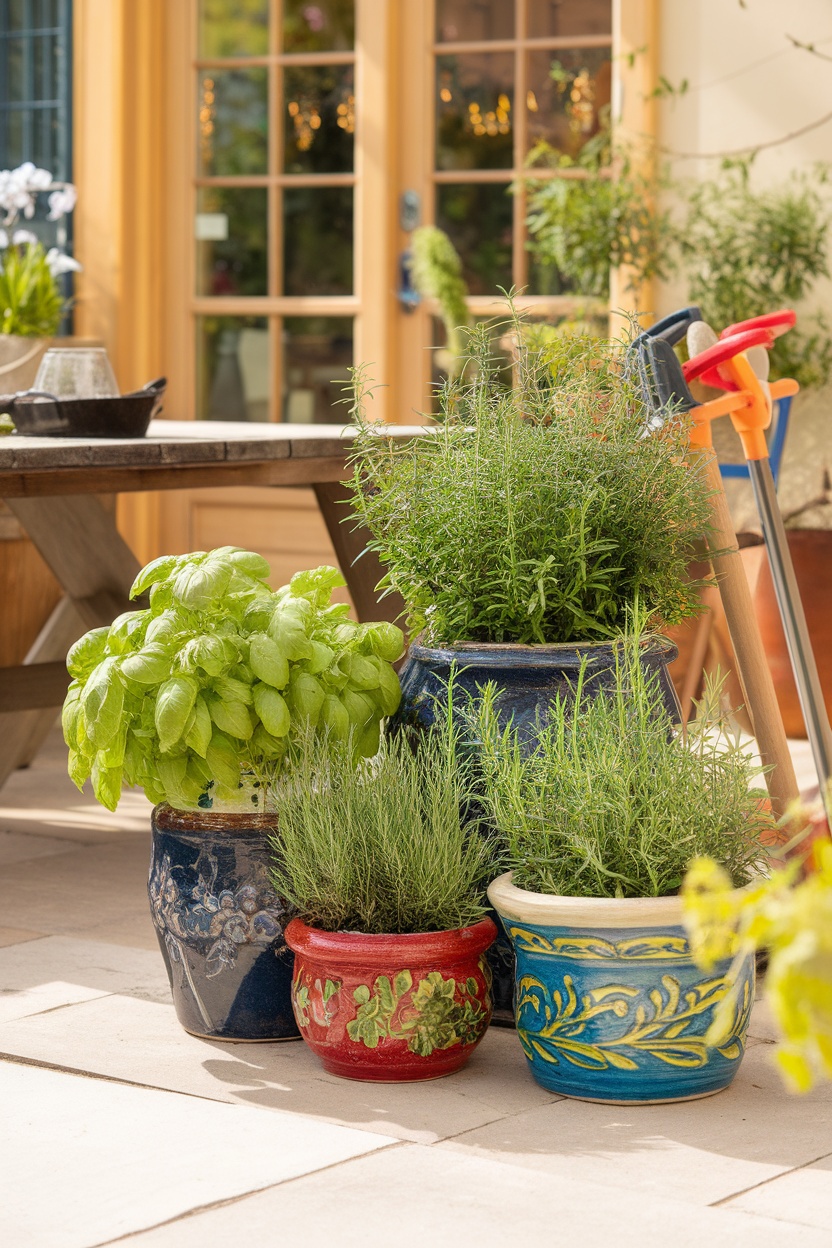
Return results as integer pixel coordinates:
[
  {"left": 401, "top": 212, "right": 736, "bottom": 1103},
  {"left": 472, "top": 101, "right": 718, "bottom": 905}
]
[
  {"left": 392, "top": 637, "right": 681, "bottom": 1025},
  {"left": 149, "top": 804, "right": 299, "bottom": 1042},
  {"left": 488, "top": 873, "right": 754, "bottom": 1104},
  {"left": 392, "top": 636, "right": 681, "bottom": 738}
]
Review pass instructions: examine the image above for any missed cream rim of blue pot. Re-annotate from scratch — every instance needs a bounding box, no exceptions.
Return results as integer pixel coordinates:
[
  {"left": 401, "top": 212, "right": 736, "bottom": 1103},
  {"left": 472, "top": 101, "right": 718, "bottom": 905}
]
[{"left": 487, "top": 871, "right": 687, "bottom": 929}]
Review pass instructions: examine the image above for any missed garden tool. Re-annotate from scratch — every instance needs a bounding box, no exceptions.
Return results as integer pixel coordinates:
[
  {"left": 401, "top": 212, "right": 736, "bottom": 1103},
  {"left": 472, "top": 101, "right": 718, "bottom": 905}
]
[
  {"left": 632, "top": 320, "right": 799, "bottom": 822},
  {"left": 684, "top": 319, "right": 831, "bottom": 812}
]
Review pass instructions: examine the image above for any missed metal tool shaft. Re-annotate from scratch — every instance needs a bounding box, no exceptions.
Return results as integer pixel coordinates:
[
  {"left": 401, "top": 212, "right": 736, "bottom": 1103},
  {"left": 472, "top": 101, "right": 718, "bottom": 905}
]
[{"left": 748, "top": 457, "right": 832, "bottom": 800}]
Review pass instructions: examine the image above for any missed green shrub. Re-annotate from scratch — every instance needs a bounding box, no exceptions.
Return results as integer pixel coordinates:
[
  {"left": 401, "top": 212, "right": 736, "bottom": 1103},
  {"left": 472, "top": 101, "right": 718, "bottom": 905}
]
[
  {"left": 0, "top": 242, "right": 64, "bottom": 337},
  {"left": 474, "top": 637, "right": 773, "bottom": 898},
  {"left": 348, "top": 316, "right": 713, "bottom": 645}
]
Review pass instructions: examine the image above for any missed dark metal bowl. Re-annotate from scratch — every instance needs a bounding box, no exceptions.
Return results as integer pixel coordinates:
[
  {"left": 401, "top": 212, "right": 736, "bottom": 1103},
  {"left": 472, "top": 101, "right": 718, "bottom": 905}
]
[{"left": 1, "top": 378, "right": 166, "bottom": 438}]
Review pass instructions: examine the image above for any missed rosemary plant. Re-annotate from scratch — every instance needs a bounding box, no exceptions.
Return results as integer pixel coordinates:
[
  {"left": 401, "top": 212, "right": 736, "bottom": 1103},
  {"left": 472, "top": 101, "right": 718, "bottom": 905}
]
[
  {"left": 348, "top": 312, "right": 713, "bottom": 645},
  {"left": 269, "top": 709, "right": 489, "bottom": 934},
  {"left": 474, "top": 638, "right": 773, "bottom": 899}
]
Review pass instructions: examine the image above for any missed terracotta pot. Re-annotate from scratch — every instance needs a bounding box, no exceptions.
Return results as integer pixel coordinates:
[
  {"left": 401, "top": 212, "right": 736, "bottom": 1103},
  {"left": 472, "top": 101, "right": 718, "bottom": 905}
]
[
  {"left": 754, "top": 530, "right": 832, "bottom": 738},
  {"left": 149, "top": 804, "right": 298, "bottom": 1042},
  {"left": 0, "top": 334, "right": 49, "bottom": 393},
  {"left": 285, "top": 917, "right": 497, "bottom": 1082},
  {"left": 488, "top": 873, "right": 754, "bottom": 1105}
]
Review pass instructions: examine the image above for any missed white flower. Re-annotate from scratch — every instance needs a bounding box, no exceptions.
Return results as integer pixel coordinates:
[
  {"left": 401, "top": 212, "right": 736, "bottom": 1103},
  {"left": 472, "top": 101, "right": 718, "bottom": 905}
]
[
  {"left": 45, "top": 247, "right": 82, "bottom": 276},
  {"left": 12, "top": 229, "right": 38, "bottom": 245},
  {"left": 47, "top": 185, "right": 77, "bottom": 220}
]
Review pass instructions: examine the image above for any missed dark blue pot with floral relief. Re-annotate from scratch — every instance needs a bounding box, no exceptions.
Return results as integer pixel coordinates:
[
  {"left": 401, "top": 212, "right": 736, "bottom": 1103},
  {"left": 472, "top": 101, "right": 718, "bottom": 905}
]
[
  {"left": 391, "top": 637, "right": 682, "bottom": 1026},
  {"left": 148, "top": 804, "right": 299, "bottom": 1042}
]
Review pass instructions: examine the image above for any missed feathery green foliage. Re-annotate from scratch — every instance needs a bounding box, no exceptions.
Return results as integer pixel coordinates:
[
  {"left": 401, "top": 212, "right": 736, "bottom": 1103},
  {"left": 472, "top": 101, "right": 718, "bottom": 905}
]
[
  {"left": 474, "top": 637, "right": 773, "bottom": 899},
  {"left": 410, "top": 225, "right": 471, "bottom": 376},
  {"left": 681, "top": 165, "right": 832, "bottom": 389},
  {"left": 0, "top": 242, "right": 64, "bottom": 337},
  {"left": 348, "top": 311, "right": 713, "bottom": 644},
  {"left": 269, "top": 710, "right": 490, "bottom": 934}
]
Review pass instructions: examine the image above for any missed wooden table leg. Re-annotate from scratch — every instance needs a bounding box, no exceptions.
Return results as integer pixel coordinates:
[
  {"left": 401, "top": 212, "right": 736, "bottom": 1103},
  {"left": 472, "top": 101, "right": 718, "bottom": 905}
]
[
  {"left": 313, "top": 482, "right": 405, "bottom": 625},
  {"left": 0, "top": 495, "right": 142, "bottom": 787}
]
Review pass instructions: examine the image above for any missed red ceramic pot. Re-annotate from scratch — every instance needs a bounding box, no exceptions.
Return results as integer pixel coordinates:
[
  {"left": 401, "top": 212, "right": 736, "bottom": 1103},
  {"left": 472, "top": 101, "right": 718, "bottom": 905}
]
[{"left": 285, "top": 917, "right": 497, "bottom": 1082}]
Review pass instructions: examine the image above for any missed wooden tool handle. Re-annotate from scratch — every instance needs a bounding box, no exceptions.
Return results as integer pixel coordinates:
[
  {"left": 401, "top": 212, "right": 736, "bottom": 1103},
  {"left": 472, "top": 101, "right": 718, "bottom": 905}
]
[{"left": 701, "top": 453, "right": 799, "bottom": 822}]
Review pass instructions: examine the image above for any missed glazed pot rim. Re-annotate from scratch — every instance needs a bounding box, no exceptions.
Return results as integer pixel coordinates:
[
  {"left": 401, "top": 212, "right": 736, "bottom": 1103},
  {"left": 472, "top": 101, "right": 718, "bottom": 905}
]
[
  {"left": 154, "top": 802, "right": 277, "bottom": 830},
  {"left": 285, "top": 915, "right": 497, "bottom": 962},
  {"left": 408, "top": 635, "right": 677, "bottom": 668},
  {"left": 488, "top": 871, "right": 691, "bottom": 929}
]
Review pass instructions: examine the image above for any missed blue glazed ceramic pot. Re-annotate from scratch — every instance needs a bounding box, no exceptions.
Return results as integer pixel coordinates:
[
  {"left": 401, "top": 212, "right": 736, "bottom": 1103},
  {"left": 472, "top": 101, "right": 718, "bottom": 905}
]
[
  {"left": 392, "top": 638, "right": 681, "bottom": 1025},
  {"left": 149, "top": 804, "right": 299, "bottom": 1042},
  {"left": 392, "top": 637, "right": 681, "bottom": 738},
  {"left": 488, "top": 873, "right": 754, "bottom": 1104}
]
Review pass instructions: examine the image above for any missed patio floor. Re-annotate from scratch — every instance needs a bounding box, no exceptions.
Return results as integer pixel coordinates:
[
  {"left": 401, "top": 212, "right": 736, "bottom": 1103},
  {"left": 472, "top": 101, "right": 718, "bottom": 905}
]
[{"left": 1, "top": 727, "right": 831, "bottom": 1248}]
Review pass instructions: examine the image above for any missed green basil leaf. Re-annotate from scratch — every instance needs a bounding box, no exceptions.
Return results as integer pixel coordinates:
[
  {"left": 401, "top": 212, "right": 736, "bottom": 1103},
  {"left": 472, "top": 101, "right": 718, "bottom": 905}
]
[
  {"left": 121, "top": 643, "right": 172, "bottom": 685},
  {"left": 361, "top": 622, "right": 405, "bottom": 662},
  {"left": 61, "top": 680, "right": 83, "bottom": 748},
  {"left": 267, "top": 614, "right": 312, "bottom": 661},
  {"left": 91, "top": 756, "right": 123, "bottom": 811},
  {"left": 304, "top": 640, "right": 335, "bottom": 675},
  {"left": 66, "top": 627, "right": 110, "bottom": 679},
  {"left": 342, "top": 688, "right": 376, "bottom": 729},
  {"left": 149, "top": 581, "right": 174, "bottom": 611},
  {"left": 374, "top": 661, "right": 402, "bottom": 716},
  {"left": 145, "top": 609, "right": 186, "bottom": 645},
  {"left": 129, "top": 554, "right": 179, "bottom": 600},
  {"left": 212, "top": 674, "right": 254, "bottom": 706},
  {"left": 320, "top": 693, "right": 350, "bottom": 741},
  {"left": 184, "top": 696, "right": 213, "bottom": 758},
  {"left": 155, "top": 676, "right": 198, "bottom": 752},
  {"left": 107, "top": 610, "right": 150, "bottom": 656},
  {"left": 252, "top": 723, "right": 287, "bottom": 761},
  {"left": 172, "top": 558, "right": 234, "bottom": 610},
  {"left": 67, "top": 748, "right": 91, "bottom": 791},
  {"left": 225, "top": 548, "right": 272, "bottom": 581},
  {"left": 289, "top": 565, "right": 346, "bottom": 607},
  {"left": 207, "top": 695, "right": 254, "bottom": 740},
  {"left": 157, "top": 754, "right": 203, "bottom": 808},
  {"left": 356, "top": 717, "right": 381, "bottom": 760},
  {"left": 287, "top": 671, "right": 325, "bottom": 726},
  {"left": 206, "top": 731, "right": 241, "bottom": 789},
  {"left": 82, "top": 657, "right": 125, "bottom": 749},
  {"left": 249, "top": 633, "right": 290, "bottom": 689},
  {"left": 339, "top": 652, "right": 381, "bottom": 690},
  {"left": 252, "top": 683, "right": 291, "bottom": 737}
]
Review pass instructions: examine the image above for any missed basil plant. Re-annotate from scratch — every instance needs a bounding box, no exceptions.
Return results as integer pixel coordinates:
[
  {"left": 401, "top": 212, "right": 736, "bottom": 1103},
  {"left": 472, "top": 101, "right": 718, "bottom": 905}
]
[{"left": 62, "top": 547, "right": 404, "bottom": 813}]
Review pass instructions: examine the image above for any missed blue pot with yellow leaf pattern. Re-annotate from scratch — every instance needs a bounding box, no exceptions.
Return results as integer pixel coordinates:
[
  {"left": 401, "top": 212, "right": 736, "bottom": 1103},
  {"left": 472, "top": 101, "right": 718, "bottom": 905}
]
[{"left": 488, "top": 873, "right": 754, "bottom": 1104}]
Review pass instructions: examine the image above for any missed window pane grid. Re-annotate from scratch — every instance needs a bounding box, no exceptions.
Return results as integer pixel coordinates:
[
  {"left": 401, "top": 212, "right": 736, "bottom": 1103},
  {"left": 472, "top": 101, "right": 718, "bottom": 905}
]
[{"left": 193, "top": 1, "right": 357, "bottom": 423}]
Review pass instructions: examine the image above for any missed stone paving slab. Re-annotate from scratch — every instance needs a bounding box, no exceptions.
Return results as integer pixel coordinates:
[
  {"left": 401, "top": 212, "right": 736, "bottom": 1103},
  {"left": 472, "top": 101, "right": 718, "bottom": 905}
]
[
  {"left": 0, "top": 989, "right": 558, "bottom": 1145},
  {"left": 437, "top": 1042, "right": 832, "bottom": 1207},
  {"left": 723, "top": 1153, "right": 832, "bottom": 1232},
  {"left": 0, "top": 936, "right": 169, "bottom": 1024},
  {"left": 95, "top": 1137, "right": 832, "bottom": 1248},
  {"left": 0, "top": 1060, "right": 397, "bottom": 1248}
]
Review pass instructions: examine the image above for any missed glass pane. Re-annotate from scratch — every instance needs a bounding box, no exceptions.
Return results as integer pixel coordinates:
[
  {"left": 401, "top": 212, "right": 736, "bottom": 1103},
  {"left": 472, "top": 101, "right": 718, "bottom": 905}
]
[
  {"left": 198, "top": 0, "right": 269, "bottom": 58},
  {"left": 436, "top": 182, "right": 512, "bottom": 295},
  {"left": 282, "top": 1, "right": 355, "bottom": 53},
  {"left": 435, "top": 0, "right": 515, "bottom": 42},
  {"left": 282, "top": 317, "right": 353, "bottom": 423},
  {"left": 283, "top": 187, "right": 353, "bottom": 296},
  {"left": 284, "top": 64, "right": 354, "bottom": 174},
  {"left": 196, "top": 187, "right": 268, "bottom": 297},
  {"left": 197, "top": 316, "right": 270, "bottom": 422},
  {"left": 527, "top": 0, "right": 612, "bottom": 38},
  {"left": 197, "top": 68, "right": 267, "bottom": 176},
  {"left": 528, "top": 247, "right": 575, "bottom": 297},
  {"left": 7, "top": 38, "right": 24, "bottom": 98},
  {"left": 436, "top": 53, "right": 513, "bottom": 171},
  {"left": 527, "top": 48, "right": 612, "bottom": 156}
]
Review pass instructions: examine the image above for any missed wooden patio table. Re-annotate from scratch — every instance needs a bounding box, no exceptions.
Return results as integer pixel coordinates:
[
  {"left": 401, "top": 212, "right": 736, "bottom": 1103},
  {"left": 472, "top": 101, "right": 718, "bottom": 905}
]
[{"left": 0, "top": 419, "right": 414, "bottom": 787}]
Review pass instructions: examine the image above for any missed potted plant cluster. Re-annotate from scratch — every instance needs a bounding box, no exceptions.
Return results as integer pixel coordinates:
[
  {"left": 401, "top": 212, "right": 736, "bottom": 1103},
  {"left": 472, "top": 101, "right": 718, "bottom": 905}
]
[
  {"left": 0, "top": 161, "right": 80, "bottom": 391},
  {"left": 62, "top": 546, "right": 404, "bottom": 1041},
  {"left": 270, "top": 699, "right": 496, "bottom": 1082},
  {"left": 476, "top": 634, "right": 776, "bottom": 1104}
]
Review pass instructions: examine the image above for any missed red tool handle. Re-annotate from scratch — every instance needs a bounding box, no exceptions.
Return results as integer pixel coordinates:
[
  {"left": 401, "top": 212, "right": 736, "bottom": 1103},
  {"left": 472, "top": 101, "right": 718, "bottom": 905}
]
[
  {"left": 720, "top": 309, "right": 796, "bottom": 340},
  {"left": 682, "top": 327, "right": 774, "bottom": 386}
]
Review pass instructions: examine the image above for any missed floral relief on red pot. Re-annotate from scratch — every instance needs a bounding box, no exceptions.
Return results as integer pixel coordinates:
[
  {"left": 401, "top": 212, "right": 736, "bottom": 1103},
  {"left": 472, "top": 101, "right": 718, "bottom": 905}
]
[{"left": 285, "top": 917, "right": 497, "bottom": 1081}]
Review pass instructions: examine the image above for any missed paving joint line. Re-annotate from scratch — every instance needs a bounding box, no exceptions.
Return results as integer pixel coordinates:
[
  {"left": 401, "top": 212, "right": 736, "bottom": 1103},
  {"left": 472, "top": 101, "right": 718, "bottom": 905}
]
[
  {"left": 710, "top": 1149, "right": 832, "bottom": 1209},
  {"left": 89, "top": 1140, "right": 410, "bottom": 1246}
]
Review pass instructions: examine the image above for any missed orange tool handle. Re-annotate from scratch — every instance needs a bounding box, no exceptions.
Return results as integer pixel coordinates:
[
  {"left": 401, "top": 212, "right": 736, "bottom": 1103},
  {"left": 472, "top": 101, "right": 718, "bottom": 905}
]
[{"left": 688, "top": 391, "right": 749, "bottom": 451}]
